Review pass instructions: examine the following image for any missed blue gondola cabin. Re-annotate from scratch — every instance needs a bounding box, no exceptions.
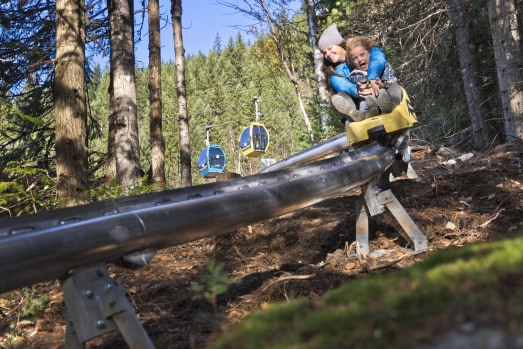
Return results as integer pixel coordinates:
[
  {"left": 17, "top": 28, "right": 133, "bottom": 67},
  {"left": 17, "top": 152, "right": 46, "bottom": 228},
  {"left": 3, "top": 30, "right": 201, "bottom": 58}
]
[
  {"left": 239, "top": 122, "right": 269, "bottom": 157},
  {"left": 198, "top": 145, "right": 226, "bottom": 178}
]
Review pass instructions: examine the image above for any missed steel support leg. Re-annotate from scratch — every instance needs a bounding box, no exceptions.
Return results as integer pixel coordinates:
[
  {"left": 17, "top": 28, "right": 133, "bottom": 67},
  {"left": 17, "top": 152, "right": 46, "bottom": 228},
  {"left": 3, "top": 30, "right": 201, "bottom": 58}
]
[
  {"left": 355, "top": 200, "right": 370, "bottom": 254},
  {"left": 377, "top": 189, "right": 428, "bottom": 251},
  {"left": 62, "top": 264, "right": 155, "bottom": 349},
  {"left": 355, "top": 182, "right": 428, "bottom": 253}
]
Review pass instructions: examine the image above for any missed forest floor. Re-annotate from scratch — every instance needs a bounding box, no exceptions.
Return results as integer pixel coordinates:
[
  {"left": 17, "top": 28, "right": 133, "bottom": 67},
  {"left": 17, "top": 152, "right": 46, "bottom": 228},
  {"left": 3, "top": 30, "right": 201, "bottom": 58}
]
[{"left": 1, "top": 141, "right": 522, "bottom": 349}]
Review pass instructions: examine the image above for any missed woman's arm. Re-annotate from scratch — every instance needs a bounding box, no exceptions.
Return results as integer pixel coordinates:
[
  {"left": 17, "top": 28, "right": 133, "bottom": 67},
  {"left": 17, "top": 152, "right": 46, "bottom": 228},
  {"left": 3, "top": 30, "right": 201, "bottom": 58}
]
[
  {"left": 330, "top": 63, "right": 359, "bottom": 98},
  {"left": 367, "top": 46, "right": 386, "bottom": 80},
  {"left": 368, "top": 46, "right": 387, "bottom": 96}
]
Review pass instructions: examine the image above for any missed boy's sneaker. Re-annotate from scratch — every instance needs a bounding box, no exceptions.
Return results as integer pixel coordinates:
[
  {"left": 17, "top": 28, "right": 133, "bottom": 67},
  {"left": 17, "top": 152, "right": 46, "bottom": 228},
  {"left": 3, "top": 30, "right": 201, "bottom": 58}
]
[
  {"left": 364, "top": 89, "right": 394, "bottom": 117},
  {"left": 377, "top": 89, "right": 393, "bottom": 114},
  {"left": 346, "top": 109, "right": 364, "bottom": 122},
  {"left": 364, "top": 96, "right": 380, "bottom": 118},
  {"left": 332, "top": 93, "right": 363, "bottom": 121},
  {"left": 331, "top": 92, "right": 355, "bottom": 114}
]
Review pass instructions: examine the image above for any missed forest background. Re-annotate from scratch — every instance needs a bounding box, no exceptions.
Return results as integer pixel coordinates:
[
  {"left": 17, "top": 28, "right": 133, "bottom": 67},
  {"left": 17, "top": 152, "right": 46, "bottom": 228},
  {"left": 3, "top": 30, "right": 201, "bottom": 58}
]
[{"left": 0, "top": 0, "right": 521, "bottom": 216}]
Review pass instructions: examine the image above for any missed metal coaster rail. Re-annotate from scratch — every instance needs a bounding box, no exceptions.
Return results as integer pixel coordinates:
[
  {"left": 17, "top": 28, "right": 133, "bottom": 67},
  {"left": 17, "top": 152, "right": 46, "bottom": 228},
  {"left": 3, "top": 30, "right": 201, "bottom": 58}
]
[{"left": 0, "top": 139, "right": 394, "bottom": 294}]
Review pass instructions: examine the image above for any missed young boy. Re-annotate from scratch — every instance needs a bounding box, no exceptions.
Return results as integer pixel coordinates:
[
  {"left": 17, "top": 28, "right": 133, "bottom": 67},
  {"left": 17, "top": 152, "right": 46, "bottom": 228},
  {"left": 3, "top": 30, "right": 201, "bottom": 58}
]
[{"left": 344, "top": 36, "right": 403, "bottom": 119}]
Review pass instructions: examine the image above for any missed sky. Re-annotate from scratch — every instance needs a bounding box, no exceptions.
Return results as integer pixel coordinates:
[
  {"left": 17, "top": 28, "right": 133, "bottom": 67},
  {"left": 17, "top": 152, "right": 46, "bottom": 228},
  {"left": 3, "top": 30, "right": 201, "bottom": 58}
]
[{"left": 132, "top": 0, "right": 257, "bottom": 66}]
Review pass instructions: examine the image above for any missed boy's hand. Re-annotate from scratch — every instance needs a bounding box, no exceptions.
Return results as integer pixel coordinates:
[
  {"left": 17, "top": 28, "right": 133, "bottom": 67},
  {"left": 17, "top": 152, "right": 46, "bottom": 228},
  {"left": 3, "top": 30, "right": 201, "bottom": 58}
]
[
  {"left": 357, "top": 80, "right": 373, "bottom": 97},
  {"left": 369, "top": 79, "right": 383, "bottom": 97}
]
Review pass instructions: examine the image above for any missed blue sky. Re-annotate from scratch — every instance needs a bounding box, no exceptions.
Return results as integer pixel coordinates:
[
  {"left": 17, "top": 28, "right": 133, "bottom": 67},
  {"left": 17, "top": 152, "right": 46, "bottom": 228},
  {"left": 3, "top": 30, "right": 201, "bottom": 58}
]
[{"left": 133, "top": 0, "right": 256, "bottom": 66}]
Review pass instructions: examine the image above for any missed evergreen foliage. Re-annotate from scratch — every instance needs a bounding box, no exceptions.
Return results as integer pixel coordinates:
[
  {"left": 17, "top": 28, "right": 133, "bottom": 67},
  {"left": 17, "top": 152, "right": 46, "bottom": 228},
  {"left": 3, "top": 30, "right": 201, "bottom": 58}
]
[
  {"left": 0, "top": 0, "right": 514, "bottom": 210},
  {"left": 0, "top": 162, "right": 55, "bottom": 218}
]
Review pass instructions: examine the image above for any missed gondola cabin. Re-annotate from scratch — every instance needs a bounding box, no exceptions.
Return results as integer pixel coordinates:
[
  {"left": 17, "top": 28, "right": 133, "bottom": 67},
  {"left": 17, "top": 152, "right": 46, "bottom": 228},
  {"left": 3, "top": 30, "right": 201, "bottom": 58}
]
[
  {"left": 239, "top": 122, "right": 269, "bottom": 157},
  {"left": 198, "top": 145, "right": 226, "bottom": 178}
]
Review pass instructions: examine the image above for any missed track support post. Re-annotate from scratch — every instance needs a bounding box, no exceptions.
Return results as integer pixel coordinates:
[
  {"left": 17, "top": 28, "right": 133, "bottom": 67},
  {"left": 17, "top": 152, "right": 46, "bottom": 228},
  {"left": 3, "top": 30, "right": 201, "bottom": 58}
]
[
  {"left": 355, "top": 182, "right": 428, "bottom": 254},
  {"left": 62, "top": 264, "right": 155, "bottom": 349}
]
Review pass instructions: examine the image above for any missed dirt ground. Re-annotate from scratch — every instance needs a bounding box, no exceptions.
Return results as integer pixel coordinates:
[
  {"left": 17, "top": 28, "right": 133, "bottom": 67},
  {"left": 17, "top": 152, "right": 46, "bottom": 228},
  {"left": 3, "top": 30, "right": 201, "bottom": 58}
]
[{"left": 1, "top": 141, "right": 522, "bottom": 349}]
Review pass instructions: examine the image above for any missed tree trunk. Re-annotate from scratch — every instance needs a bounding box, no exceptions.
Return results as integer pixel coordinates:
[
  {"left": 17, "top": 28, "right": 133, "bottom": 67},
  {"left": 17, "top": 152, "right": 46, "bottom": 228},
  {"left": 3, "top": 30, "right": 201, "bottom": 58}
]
[
  {"left": 148, "top": 0, "right": 166, "bottom": 189},
  {"left": 54, "top": 0, "right": 88, "bottom": 207},
  {"left": 172, "top": 0, "right": 192, "bottom": 187},
  {"left": 448, "top": 0, "right": 495, "bottom": 149},
  {"left": 487, "top": 0, "right": 523, "bottom": 142},
  {"left": 107, "top": 0, "right": 142, "bottom": 189},
  {"left": 306, "top": 0, "right": 330, "bottom": 137},
  {"left": 258, "top": 0, "right": 315, "bottom": 143}
]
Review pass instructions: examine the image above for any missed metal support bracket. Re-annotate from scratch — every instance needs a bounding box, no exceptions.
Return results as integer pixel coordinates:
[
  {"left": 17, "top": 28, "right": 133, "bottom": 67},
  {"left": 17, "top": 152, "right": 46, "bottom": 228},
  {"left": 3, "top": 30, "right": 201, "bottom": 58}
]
[
  {"left": 62, "top": 264, "right": 155, "bottom": 349},
  {"left": 356, "top": 182, "right": 428, "bottom": 254}
]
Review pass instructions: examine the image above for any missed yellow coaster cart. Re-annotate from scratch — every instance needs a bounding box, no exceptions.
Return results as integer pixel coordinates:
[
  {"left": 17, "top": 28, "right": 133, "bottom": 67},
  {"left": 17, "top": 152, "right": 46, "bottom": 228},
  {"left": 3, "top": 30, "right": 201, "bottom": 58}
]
[{"left": 346, "top": 88, "right": 417, "bottom": 146}]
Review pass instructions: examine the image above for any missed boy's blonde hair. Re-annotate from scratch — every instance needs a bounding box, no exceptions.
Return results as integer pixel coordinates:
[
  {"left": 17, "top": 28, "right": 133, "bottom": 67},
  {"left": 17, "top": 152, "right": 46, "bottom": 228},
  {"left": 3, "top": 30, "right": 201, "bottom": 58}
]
[{"left": 345, "top": 36, "right": 378, "bottom": 53}]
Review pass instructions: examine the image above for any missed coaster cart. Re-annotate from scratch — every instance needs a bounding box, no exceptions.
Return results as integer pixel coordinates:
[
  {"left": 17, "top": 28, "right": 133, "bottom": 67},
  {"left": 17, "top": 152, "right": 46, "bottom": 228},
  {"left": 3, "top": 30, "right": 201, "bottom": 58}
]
[{"left": 346, "top": 88, "right": 417, "bottom": 149}]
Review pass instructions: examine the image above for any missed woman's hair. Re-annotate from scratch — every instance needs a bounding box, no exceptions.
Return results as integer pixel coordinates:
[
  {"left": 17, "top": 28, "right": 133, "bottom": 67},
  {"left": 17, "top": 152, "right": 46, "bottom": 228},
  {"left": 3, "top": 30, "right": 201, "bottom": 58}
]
[{"left": 345, "top": 36, "right": 378, "bottom": 55}]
